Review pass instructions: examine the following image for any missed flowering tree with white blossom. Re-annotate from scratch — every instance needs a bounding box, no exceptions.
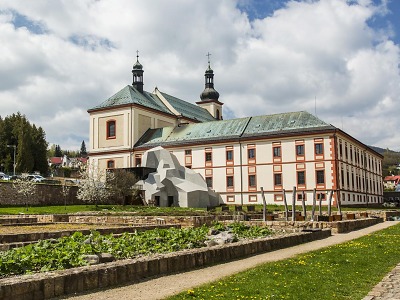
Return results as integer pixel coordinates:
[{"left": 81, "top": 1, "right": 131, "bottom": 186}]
[{"left": 77, "top": 163, "right": 112, "bottom": 207}]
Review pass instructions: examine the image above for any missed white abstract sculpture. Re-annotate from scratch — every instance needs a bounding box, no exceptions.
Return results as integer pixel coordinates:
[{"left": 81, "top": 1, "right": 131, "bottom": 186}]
[{"left": 137, "top": 146, "right": 221, "bottom": 208}]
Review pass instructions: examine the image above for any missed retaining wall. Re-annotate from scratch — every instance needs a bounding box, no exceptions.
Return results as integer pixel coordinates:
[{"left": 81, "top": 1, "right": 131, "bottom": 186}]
[
  {"left": 0, "top": 182, "right": 82, "bottom": 206},
  {"left": 243, "top": 217, "right": 383, "bottom": 233},
  {"left": 0, "top": 229, "right": 331, "bottom": 300}
]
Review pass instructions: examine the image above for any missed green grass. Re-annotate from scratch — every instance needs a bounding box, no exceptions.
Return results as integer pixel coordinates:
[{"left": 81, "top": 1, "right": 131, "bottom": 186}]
[
  {"left": 168, "top": 223, "right": 400, "bottom": 300},
  {"left": 0, "top": 204, "right": 391, "bottom": 216},
  {"left": 0, "top": 205, "right": 208, "bottom": 215}
]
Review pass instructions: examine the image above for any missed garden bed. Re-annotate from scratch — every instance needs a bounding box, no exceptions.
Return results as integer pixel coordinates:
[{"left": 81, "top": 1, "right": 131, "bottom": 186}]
[{"left": 0, "top": 229, "right": 331, "bottom": 299}]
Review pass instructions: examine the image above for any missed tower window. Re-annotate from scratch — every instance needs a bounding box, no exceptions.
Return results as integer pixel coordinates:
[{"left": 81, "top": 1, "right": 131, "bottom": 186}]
[{"left": 106, "top": 120, "right": 116, "bottom": 139}]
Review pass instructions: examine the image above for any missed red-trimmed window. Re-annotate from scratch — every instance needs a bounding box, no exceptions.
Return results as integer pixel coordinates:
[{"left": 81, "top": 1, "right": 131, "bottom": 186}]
[
  {"left": 274, "top": 173, "right": 282, "bottom": 186},
  {"left": 226, "top": 150, "right": 233, "bottom": 161},
  {"left": 273, "top": 146, "right": 281, "bottom": 157},
  {"left": 248, "top": 175, "right": 256, "bottom": 187},
  {"left": 316, "top": 170, "right": 325, "bottom": 184},
  {"left": 248, "top": 148, "right": 255, "bottom": 159},
  {"left": 315, "top": 143, "right": 323, "bottom": 155},
  {"left": 227, "top": 176, "right": 234, "bottom": 188},
  {"left": 206, "top": 177, "right": 213, "bottom": 188},
  {"left": 106, "top": 120, "right": 116, "bottom": 139},
  {"left": 107, "top": 160, "right": 115, "bottom": 169},
  {"left": 297, "top": 171, "right": 305, "bottom": 185},
  {"left": 296, "top": 145, "right": 304, "bottom": 156}
]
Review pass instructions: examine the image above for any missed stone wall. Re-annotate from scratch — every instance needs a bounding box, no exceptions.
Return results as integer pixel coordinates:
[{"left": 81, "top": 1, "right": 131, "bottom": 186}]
[
  {"left": 0, "top": 182, "right": 83, "bottom": 206},
  {"left": 243, "top": 217, "right": 383, "bottom": 234},
  {"left": 0, "top": 229, "right": 331, "bottom": 300}
]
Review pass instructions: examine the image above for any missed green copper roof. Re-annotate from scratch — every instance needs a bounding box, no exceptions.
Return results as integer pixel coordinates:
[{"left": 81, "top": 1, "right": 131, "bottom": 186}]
[
  {"left": 88, "top": 86, "right": 216, "bottom": 123},
  {"left": 134, "top": 111, "right": 336, "bottom": 148},
  {"left": 88, "top": 86, "right": 172, "bottom": 114},
  {"left": 135, "top": 117, "right": 251, "bottom": 148},
  {"left": 242, "top": 111, "right": 334, "bottom": 137},
  {"left": 160, "top": 92, "right": 215, "bottom": 122}
]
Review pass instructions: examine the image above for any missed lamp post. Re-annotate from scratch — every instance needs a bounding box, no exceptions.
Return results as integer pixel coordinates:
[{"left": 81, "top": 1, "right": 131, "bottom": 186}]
[{"left": 6, "top": 145, "right": 16, "bottom": 176}]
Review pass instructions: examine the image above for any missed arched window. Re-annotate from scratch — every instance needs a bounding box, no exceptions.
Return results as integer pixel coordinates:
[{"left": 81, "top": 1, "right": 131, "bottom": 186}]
[
  {"left": 216, "top": 109, "right": 220, "bottom": 119},
  {"left": 106, "top": 120, "right": 116, "bottom": 139}
]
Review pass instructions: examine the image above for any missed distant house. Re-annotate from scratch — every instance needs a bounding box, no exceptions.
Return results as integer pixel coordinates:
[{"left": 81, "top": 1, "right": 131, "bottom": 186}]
[
  {"left": 48, "top": 155, "right": 87, "bottom": 170},
  {"left": 383, "top": 175, "right": 400, "bottom": 189}
]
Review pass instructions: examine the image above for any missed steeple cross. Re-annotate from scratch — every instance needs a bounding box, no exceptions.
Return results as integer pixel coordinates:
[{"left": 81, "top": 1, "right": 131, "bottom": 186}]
[
  {"left": 136, "top": 50, "right": 139, "bottom": 61},
  {"left": 206, "top": 52, "right": 211, "bottom": 65}
]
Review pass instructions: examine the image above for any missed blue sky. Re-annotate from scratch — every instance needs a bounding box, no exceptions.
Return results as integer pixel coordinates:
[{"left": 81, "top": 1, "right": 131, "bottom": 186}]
[{"left": 0, "top": 0, "right": 399, "bottom": 151}]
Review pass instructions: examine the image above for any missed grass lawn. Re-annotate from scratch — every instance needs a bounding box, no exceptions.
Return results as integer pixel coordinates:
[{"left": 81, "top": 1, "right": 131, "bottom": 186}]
[
  {"left": 168, "top": 223, "right": 400, "bottom": 300},
  {"left": 0, "top": 205, "right": 209, "bottom": 215},
  {"left": 0, "top": 204, "right": 392, "bottom": 216}
]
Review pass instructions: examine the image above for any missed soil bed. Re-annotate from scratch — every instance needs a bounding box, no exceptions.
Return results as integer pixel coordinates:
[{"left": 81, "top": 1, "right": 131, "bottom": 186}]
[{"left": 0, "top": 224, "right": 123, "bottom": 235}]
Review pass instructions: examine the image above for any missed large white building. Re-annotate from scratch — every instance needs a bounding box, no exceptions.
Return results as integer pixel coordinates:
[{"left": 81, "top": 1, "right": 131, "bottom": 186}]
[{"left": 88, "top": 55, "right": 383, "bottom": 207}]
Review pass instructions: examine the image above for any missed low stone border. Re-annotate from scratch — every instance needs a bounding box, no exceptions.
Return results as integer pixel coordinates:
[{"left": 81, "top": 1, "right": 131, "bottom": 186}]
[
  {"left": 244, "top": 217, "right": 383, "bottom": 234},
  {"left": 0, "top": 229, "right": 330, "bottom": 300}
]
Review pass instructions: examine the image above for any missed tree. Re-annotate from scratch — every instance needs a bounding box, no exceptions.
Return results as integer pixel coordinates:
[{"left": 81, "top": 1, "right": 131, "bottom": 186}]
[
  {"left": 108, "top": 169, "right": 139, "bottom": 205},
  {"left": 61, "top": 181, "right": 71, "bottom": 210},
  {"left": 0, "top": 113, "right": 49, "bottom": 175},
  {"left": 31, "top": 125, "right": 49, "bottom": 175},
  {"left": 54, "top": 145, "right": 62, "bottom": 157},
  {"left": 13, "top": 175, "right": 36, "bottom": 211},
  {"left": 76, "top": 163, "right": 112, "bottom": 207},
  {"left": 80, "top": 140, "right": 87, "bottom": 157}
]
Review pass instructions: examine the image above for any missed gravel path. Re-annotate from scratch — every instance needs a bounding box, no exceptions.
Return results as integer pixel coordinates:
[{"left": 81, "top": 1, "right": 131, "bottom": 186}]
[{"left": 60, "top": 221, "right": 399, "bottom": 300}]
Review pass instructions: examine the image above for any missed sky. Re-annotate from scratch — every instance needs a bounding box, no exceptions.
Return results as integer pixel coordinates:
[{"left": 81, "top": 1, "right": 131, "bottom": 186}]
[{"left": 0, "top": 0, "right": 399, "bottom": 151}]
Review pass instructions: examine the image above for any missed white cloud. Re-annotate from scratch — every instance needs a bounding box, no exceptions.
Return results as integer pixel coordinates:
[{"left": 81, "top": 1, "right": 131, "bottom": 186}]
[{"left": 0, "top": 0, "right": 399, "bottom": 151}]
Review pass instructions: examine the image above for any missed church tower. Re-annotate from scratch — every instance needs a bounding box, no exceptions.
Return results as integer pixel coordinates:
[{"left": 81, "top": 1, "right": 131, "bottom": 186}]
[
  {"left": 132, "top": 51, "right": 144, "bottom": 93},
  {"left": 196, "top": 53, "right": 223, "bottom": 120}
]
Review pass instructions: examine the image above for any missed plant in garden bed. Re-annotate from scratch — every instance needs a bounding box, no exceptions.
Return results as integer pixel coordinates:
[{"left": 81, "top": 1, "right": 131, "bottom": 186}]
[{"left": 0, "top": 223, "right": 276, "bottom": 277}]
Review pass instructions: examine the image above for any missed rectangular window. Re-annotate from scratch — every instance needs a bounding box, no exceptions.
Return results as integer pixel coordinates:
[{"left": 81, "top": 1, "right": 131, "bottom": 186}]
[
  {"left": 297, "top": 171, "right": 305, "bottom": 185},
  {"left": 296, "top": 145, "right": 304, "bottom": 156},
  {"left": 248, "top": 175, "right": 256, "bottom": 187},
  {"left": 316, "top": 170, "right": 325, "bottom": 184},
  {"left": 273, "top": 146, "right": 281, "bottom": 157},
  {"left": 226, "top": 150, "right": 233, "bottom": 161},
  {"left": 185, "top": 150, "right": 192, "bottom": 155},
  {"left": 315, "top": 143, "right": 323, "bottom": 155},
  {"left": 135, "top": 157, "right": 141, "bottom": 167},
  {"left": 274, "top": 173, "right": 282, "bottom": 186},
  {"left": 205, "top": 152, "right": 212, "bottom": 162},
  {"left": 248, "top": 148, "right": 255, "bottom": 159},
  {"left": 206, "top": 177, "right": 213, "bottom": 188},
  {"left": 107, "top": 160, "right": 115, "bottom": 169},
  {"left": 106, "top": 120, "right": 116, "bottom": 139},
  {"left": 226, "top": 176, "right": 234, "bottom": 187}
]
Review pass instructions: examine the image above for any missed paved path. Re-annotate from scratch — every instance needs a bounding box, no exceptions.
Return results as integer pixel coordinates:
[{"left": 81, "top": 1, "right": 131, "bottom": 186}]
[
  {"left": 363, "top": 263, "right": 400, "bottom": 300},
  {"left": 61, "top": 221, "right": 399, "bottom": 300}
]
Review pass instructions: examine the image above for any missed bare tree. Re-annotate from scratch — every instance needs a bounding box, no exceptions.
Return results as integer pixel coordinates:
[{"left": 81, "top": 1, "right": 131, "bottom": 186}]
[
  {"left": 13, "top": 175, "right": 36, "bottom": 211},
  {"left": 107, "top": 169, "right": 139, "bottom": 205},
  {"left": 61, "top": 181, "right": 71, "bottom": 210},
  {"left": 76, "top": 163, "right": 112, "bottom": 208}
]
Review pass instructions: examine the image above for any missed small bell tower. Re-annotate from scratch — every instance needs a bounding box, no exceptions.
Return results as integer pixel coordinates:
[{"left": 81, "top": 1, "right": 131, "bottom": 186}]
[
  {"left": 132, "top": 50, "right": 144, "bottom": 93},
  {"left": 196, "top": 52, "right": 223, "bottom": 120}
]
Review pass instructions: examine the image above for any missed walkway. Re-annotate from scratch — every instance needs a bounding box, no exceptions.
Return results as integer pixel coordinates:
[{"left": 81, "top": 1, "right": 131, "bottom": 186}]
[{"left": 61, "top": 221, "right": 399, "bottom": 300}]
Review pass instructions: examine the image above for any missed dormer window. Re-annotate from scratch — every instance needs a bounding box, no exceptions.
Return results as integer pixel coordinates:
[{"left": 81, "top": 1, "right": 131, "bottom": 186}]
[{"left": 107, "top": 120, "right": 116, "bottom": 139}]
